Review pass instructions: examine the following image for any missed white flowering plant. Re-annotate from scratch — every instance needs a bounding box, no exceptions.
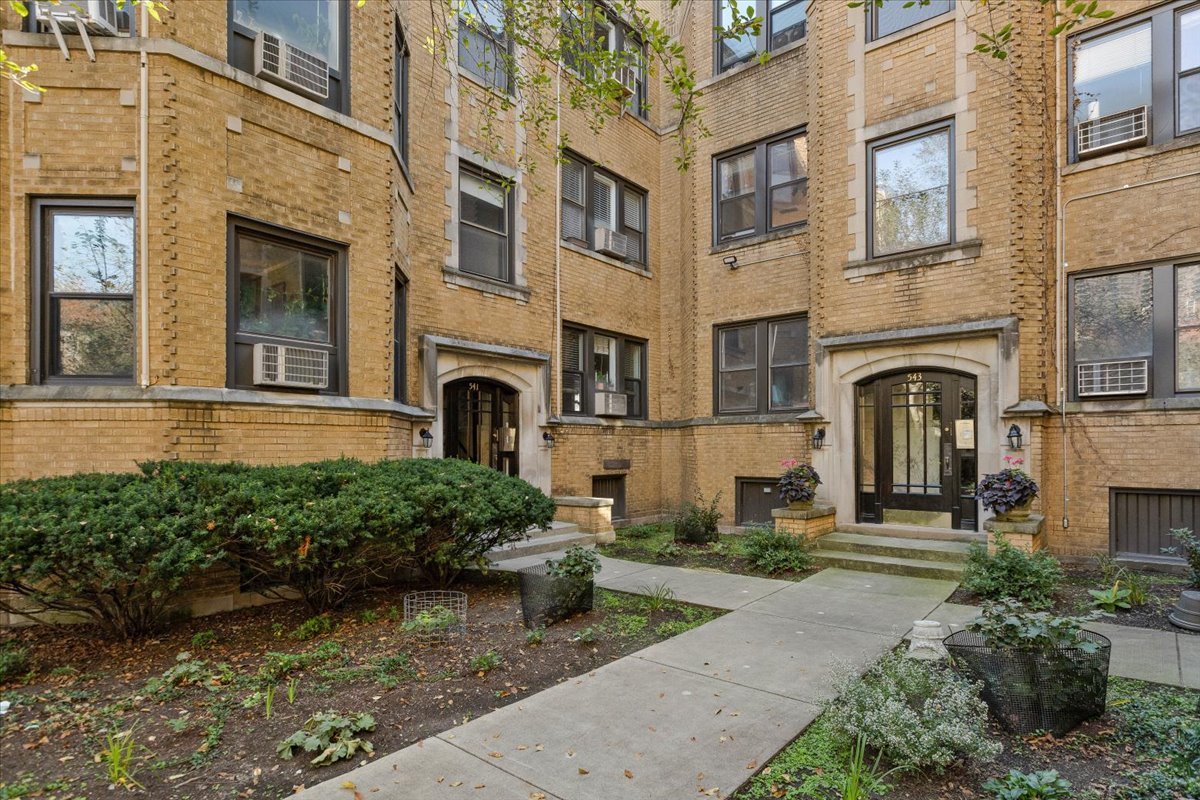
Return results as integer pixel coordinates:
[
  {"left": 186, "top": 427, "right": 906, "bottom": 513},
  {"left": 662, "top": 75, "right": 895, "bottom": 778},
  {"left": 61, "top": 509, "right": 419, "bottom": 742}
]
[{"left": 824, "top": 653, "right": 1001, "bottom": 774}]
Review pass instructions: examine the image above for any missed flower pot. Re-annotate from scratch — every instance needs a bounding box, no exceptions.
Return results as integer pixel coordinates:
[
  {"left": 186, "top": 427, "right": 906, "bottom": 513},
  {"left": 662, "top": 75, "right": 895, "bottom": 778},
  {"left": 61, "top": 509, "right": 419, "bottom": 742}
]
[
  {"left": 1168, "top": 589, "right": 1200, "bottom": 632},
  {"left": 997, "top": 499, "right": 1034, "bottom": 522},
  {"left": 788, "top": 499, "right": 814, "bottom": 511},
  {"left": 518, "top": 564, "right": 594, "bottom": 629},
  {"left": 944, "top": 629, "right": 1110, "bottom": 736}
]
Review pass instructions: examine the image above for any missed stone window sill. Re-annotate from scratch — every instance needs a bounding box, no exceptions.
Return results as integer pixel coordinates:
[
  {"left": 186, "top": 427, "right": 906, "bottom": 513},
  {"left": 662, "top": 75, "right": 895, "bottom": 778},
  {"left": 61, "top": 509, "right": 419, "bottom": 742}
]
[
  {"left": 702, "top": 36, "right": 806, "bottom": 90},
  {"left": 560, "top": 241, "right": 651, "bottom": 278},
  {"left": 711, "top": 223, "right": 807, "bottom": 255},
  {"left": 1065, "top": 396, "right": 1200, "bottom": 414},
  {"left": 1062, "top": 131, "right": 1200, "bottom": 174},
  {"left": 442, "top": 267, "right": 531, "bottom": 302},
  {"left": 845, "top": 239, "right": 982, "bottom": 279},
  {"left": 864, "top": 12, "right": 955, "bottom": 53}
]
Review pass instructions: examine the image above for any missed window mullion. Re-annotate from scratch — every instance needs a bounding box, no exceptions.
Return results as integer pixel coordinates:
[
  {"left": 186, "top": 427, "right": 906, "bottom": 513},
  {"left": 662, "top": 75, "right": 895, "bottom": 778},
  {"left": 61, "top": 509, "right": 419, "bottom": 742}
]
[
  {"left": 1153, "top": 264, "right": 1176, "bottom": 397},
  {"left": 1151, "top": 9, "right": 1175, "bottom": 142}
]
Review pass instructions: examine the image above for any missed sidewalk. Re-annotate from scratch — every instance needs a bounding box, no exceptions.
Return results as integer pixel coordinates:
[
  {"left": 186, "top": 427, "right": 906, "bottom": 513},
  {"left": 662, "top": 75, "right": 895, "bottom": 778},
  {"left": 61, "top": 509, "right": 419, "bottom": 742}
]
[
  {"left": 296, "top": 560, "right": 958, "bottom": 799},
  {"left": 920, "top": 601, "right": 1200, "bottom": 690}
]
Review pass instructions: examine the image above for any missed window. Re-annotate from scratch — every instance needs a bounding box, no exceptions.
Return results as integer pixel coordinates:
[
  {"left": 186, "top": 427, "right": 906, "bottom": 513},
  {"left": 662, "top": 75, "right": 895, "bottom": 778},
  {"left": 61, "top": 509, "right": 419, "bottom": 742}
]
[
  {"left": 394, "top": 21, "right": 409, "bottom": 164},
  {"left": 31, "top": 199, "right": 136, "bottom": 383},
  {"left": 868, "top": 122, "right": 952, "bottom": 257},
  {"left": 1069, "top": 2, "right": 1200, "bottom": 159},
  {"left": 459, "top": 164, "right": 512, "bottom": 282},
  {"left": 228, "top": 218, "right": 346, "bottom": 394},
  {"left": 715, "top": 0, "right": 807, "bottom": 74},
  {"left": 1179, "top": 6, "right": 1200, "bottom": 133},
  {"left": 1070, "top": 263, "right": 1200, "bottom": 399},
  {"left": 714, "top": 130, "right": 808, "bottom": 244},
  {"left": 459, "top": 0, "right": 511, "bottom": 93},
  {"left": 228, "top": 0, "right": 348, "bottom": 112},
  {"left": 868, "top": 0, "right": 953, "bottom": 41},
  {"left": 561, "top": 154, "right": 648, "bottom": 265},
  {"left": 714, "top": 316, "right": 808, "bottom": 414},
  {"left": 562, "top": 326, "right": 648, "bottom": 418},
  {"left": 394, "top": 273, "right": 407, "bottom": 403},
  {"left": 561, "top": 2, "right": 648, "bottom": 117}
]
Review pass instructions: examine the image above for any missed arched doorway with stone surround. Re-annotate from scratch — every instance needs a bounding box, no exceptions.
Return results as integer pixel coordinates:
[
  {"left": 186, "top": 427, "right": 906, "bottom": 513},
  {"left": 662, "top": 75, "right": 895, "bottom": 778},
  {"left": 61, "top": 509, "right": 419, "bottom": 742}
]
[{"left": 810, "top": 318, "right": 1022, "bottom": 531}]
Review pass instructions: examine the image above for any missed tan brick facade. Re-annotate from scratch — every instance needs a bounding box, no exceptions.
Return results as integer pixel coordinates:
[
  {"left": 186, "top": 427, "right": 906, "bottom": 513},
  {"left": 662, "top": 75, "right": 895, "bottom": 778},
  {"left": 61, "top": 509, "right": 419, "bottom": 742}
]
[{"left": 1, "top": 1, "right": 1197, "bottom": 561}]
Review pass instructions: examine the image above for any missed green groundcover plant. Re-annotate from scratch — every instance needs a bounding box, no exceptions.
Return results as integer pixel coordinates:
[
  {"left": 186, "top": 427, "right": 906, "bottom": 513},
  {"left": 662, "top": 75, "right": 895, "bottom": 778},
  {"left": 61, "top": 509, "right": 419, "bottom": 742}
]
[{"left": 962, "top": 535, "right": 1063, "bottom": 609}]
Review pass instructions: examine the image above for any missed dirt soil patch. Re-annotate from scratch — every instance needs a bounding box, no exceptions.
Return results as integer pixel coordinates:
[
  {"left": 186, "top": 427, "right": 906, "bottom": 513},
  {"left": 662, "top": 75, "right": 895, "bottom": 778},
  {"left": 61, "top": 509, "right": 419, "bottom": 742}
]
[
  {"left": 0, "top": 572, "right": 720, "bottom": 800},
  {"left": 949, "top": 563, "right": 1195, "bottom": 634},
  {"left": 599, "top": 523, "right": 822, "bottom": 582}
]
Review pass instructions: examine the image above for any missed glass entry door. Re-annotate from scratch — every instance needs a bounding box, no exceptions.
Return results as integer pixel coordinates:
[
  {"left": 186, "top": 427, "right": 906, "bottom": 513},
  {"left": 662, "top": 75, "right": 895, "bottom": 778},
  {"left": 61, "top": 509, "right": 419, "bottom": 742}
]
[
  {"left": 856, "top": 370, "right": 977, "bottom": 530},
  {"left": 443, "top": 378, "right": 519, "bottom": 477}
]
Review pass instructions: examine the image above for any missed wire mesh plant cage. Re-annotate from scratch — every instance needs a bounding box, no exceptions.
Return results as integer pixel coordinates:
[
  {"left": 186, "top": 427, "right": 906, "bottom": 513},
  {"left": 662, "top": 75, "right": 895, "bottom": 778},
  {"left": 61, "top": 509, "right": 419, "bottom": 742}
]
[
  {"left": 518, "top": 563, "right": 594, "bottom": 629},
  {"left": 944, "top": 629, "right": 1111, "bottom": 736},
  {"left": 402, "top": 590, "right": 467, "bottom": 645}
]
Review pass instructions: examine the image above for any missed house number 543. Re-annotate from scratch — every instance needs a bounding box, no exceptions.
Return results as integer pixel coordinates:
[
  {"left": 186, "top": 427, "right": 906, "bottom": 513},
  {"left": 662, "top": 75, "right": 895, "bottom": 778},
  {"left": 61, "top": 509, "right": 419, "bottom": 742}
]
[{"left": 907, "top": 372, "right": 923, "bottom": 383}]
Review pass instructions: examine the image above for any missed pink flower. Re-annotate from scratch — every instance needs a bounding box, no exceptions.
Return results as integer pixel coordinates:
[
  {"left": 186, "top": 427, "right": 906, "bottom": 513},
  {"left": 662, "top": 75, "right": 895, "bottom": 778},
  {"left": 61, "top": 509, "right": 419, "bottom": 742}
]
[{"left": 780, "top": 458, "right": 799, "bottom": 469}]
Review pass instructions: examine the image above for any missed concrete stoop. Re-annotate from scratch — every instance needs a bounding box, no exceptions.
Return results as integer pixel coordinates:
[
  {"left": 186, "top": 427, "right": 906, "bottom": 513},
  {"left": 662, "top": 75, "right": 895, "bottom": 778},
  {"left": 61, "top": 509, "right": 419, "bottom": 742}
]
[
  {"left": 485, "top": 521, "right": 596, "bottom": 562},
  {"left": 811, "top": 528, "right": 976, "bottom": 580}
]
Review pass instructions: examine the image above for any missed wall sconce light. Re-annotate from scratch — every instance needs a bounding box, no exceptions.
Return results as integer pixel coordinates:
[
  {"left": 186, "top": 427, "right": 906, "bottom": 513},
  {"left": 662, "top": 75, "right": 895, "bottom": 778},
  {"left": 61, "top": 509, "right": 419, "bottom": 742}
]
[
  {"left": 542, "top": 432, "right": 556, "bottom": 448},
  {"left": 812, "top": 427, "right": 826, "bottom": 450},
  {"left": 418, "top": 428, "right": 433, "bottom": 448},
  {"left": 723, "top": 255, "right": 738, "bottom": 270},
  {"left": 1006, "top": 424, "right": 1023, "bottom": 450}
]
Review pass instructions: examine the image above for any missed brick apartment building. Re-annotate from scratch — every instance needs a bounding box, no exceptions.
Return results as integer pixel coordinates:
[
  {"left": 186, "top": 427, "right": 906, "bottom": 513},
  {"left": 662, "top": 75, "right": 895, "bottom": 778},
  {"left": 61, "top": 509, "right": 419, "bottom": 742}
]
[{"left": 1, "top": 0, "right": 1197, "bottom": 565}]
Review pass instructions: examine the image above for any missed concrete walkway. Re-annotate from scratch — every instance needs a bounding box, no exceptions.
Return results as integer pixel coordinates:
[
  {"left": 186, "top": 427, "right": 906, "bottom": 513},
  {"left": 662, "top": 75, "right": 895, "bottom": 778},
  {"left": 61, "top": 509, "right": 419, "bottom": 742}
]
[
  {"left": 920, "top": 601, "right": 1200, "bottom": 690},
  {"left": 296, "top": 559, "right": 957, "bottom": 799}
]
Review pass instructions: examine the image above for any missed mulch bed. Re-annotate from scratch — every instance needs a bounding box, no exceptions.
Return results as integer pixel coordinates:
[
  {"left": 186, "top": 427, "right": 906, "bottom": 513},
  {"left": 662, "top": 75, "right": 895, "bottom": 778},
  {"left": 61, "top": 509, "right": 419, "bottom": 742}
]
[
  {"left": 948, "top": 563, "right": 1195, "bottom": 634},
  {"left": 0, "top": 572, "right": 716, "bottom": 799},
  {"left": 600, "top": 531, "right": 823, "bottom": 582}
]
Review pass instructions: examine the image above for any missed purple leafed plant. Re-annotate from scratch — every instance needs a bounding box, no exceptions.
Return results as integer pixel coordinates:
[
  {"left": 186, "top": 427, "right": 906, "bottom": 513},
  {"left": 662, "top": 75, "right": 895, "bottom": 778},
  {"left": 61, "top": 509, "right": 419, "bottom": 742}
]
[
  {"left": 778, "top": 458, "right": 821, "bottom": 504},
  {"left": 976, "top": 456, "right": 1039, "bottom": 514}
]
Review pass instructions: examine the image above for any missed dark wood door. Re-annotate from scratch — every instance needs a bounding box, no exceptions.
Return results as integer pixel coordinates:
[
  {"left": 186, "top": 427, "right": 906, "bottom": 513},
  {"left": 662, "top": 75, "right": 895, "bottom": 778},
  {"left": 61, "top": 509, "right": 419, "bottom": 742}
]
[
  {"left": 737, "top": 478, "right": 781, "bottom": 526},
  {"left": 443, "top": 378, "right": 519, "bottom": 477},
  {"left": 857, "top": 370, "right": 977, "bottom": 530}
]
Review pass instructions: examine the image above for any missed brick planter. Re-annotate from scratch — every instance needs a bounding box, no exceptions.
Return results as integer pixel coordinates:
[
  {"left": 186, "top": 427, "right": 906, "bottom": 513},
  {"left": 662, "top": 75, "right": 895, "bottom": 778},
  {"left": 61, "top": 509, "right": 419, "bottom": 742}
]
[
  {"left": 985, "top": 513, "right": 1046, "bottom": 552},
  {"left": 772, "top": 503, "right": 836, "bottom": 541}
]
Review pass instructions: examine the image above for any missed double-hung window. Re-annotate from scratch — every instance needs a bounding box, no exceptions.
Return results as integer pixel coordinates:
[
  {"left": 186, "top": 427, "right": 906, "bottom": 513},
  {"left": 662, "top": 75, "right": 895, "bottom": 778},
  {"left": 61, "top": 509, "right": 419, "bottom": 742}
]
[
  {"left": 459, "top": 0, "right": 511, "bottom": 93},
  {"left": 562, "top": 326, "right": 648, "bottom": 418},
  {"left": 561, "top": 3, "right": 648, "bottom": 118},
  {"left": 715, "top": 0, "right": 807, "bottom": 75},
  {"left": 714, "top": 130, "right": 808, "bottom": 244},
  {"left": 561, "top": 154, "right": 648, "bottom": 266},
  {"left": 459, "top": 164, "right": 512, "bottom": 282},
  {"left": 228, "top": 218, "right": 346, "bottom": 395},
  {"left": 867, "top": 0, "right": 953, "bottom": 41},
  {"left": 31, "top": 199, "right": 136, "bottom": 383},
  {"left": 1071, "top": 263, "right": 1200, "bottom": 399},
  {"left": 393, "top": 272, "right": 407, "bottom": 403},
  {"left": 868, "top": 122, "right": 952, "bottom": 258},
  {"left": 394, "top": 20, "right": 409, "bottom": 165},
  {"left": 228, "top": 0, "right": 348, "bottom": 112},
  {"left": 714, "top": 316, "right": 808, "bottom": 414},
  {"left": 1070, "top": 2, "right": 1200, "bottom": 160}
]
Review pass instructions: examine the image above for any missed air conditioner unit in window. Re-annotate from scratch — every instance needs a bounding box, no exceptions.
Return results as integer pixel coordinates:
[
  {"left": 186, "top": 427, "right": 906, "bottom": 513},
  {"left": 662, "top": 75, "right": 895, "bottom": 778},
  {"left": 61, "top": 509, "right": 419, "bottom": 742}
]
[
  {"left": 615, "top": 65, "right": 637, "bottom": 97},
  {"left": 1077, "top": 106, "right": 1148, "bottom": 157},
  {"left": 1077, "top": 359, "right": 1148, "bottom": 397},
  {"left": 595, "top": 391, "right": 628, "bottom": 417},
  {"left": 595, "top": 227, "right": 629, "bottom": 260},
  {"left": 36, "top": 0, "right": 119, "bottom": 35},
  {"left": 253, "top": 343, "right": 330, "bottom": 389},
  {"left": 254, "top": 31, "right": 330, "bottom": 100}
]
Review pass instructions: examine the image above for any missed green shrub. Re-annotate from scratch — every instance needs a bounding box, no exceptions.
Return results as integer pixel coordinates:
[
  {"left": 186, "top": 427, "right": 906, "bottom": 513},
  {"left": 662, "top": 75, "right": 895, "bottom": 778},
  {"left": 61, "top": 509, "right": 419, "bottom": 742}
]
[
  {"left": 743, "top": 528, "right": 812, "bottom": 574},
  {"left": 545, "top": 546, "right": 600, "bottom": 580},
  {"left": 0, "top": 641, "right": 30, "bottom": 683},
  {"left": 968, "top": 599, "right": 1102, "bottom": 653},
  {"left": 0, "top": 469, "right": 222, "bottom": 639},
  {"left": 290, "top": 614, "right": 336, "bottom": 641},
  {"left": 824, "top": 653, "right": 1000, "bottom": 773},
  {"left": 468, "top": 650, "right": 502, "bottom": 675},
  {"left": 673, "top": 494, "right": 721, "bottom": 544},
  {"left": 1163, "top": 527, "right": 1200, "bottom": 588},
  {"left": 962, "top": 535, "right": 1063, "bottom": 608},
  {"left": 983, "top": 769, "right": 1073, "bottom": 800}
]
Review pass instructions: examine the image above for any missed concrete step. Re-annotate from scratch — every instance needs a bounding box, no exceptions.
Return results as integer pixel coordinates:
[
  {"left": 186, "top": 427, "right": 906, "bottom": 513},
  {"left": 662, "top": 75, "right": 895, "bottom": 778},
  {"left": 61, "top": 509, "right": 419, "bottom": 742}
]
[
  {"left": 836, "top": 522, "right": 986, "bottom": 544},
  {"left": 487, "top": 530, "right": 595, "bottom": 562},
  {"left": 817, "top": 532, "right": 972, "bottom": 563},
  {"left": 810, "top": 548, "right": 966, "bottom": 581},
  {"left": 525, "top": 521, "right": 582, "bottom": 541}
]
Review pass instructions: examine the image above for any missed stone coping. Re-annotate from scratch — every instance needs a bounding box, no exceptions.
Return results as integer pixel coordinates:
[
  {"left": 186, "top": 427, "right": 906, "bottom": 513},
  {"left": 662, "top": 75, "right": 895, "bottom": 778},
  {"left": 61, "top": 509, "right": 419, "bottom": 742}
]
[
  {"left": 553, "top": 495, "right": 614, "bottom": 508},
  {"left": 983, "top": 513, "right": 1045, "bottom": 534},
  {"left": 772, "top": 503, "right": 836, "bottom": 520}
]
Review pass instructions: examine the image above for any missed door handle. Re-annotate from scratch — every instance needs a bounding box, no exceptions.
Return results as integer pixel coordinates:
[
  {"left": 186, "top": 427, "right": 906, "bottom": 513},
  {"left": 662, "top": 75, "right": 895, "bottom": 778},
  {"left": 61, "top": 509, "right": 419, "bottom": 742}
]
[{"left": 942, "top": 442, "right": 953, "bottom": 477}]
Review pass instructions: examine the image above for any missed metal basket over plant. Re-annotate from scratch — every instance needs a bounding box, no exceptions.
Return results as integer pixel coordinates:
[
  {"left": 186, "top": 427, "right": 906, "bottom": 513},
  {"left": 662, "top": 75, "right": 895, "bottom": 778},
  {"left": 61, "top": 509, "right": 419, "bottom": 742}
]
[
  {"left": 401, "top": 590, "right": 467, "bottom": 645},
  {"left": 518, "top": 546, "right": 600, "bottom": 629}
]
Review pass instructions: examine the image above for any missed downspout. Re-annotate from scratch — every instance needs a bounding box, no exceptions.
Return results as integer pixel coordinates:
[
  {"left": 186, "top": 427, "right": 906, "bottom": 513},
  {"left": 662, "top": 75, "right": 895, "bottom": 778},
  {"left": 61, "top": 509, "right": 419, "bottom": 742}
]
[
  {"left": 1054, "top": 26, "right": 1066, "bottom": 529},
  {"left": 553, "top": 43, "right": 562, "bottom": 419},
  {"left": 138, "top": 3, "right": 150, "bottom": 388}
]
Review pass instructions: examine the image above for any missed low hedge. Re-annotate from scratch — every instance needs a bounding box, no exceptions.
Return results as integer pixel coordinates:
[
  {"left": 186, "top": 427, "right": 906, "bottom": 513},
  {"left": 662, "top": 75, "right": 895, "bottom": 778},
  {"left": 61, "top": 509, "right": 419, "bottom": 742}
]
[{"left": 0, "top": 458, "right": 555, "bottom": 637}]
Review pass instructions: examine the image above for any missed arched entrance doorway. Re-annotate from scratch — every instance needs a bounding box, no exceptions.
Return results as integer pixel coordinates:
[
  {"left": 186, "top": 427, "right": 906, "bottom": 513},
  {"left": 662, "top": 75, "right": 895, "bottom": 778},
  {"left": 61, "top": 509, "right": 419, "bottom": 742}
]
[
  {"left": 443, "top": 378, "right": 519, "bottom": 477},
  {"left": 856, "top": 369, "right": 977, "bottom": 530}
]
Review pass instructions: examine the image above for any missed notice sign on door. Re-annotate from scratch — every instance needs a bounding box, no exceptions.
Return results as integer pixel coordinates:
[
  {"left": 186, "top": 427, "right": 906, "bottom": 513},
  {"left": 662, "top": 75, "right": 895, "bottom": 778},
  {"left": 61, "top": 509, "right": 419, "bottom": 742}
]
[{"left": 954, "top": 420, "right": 975, "bottom": 450}]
